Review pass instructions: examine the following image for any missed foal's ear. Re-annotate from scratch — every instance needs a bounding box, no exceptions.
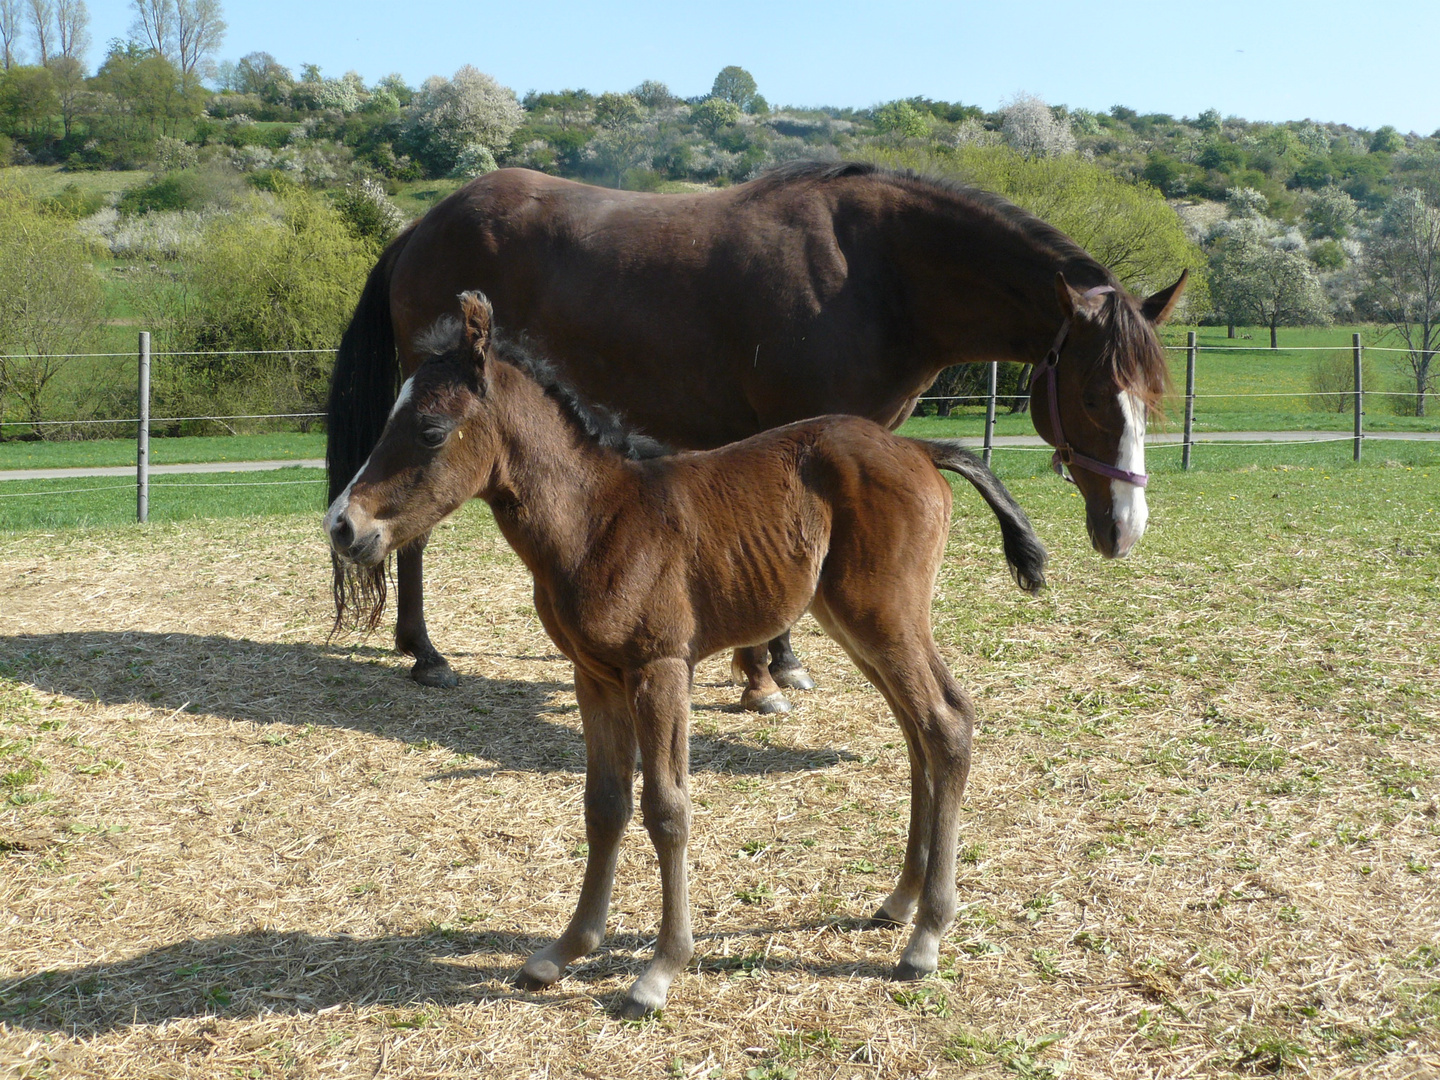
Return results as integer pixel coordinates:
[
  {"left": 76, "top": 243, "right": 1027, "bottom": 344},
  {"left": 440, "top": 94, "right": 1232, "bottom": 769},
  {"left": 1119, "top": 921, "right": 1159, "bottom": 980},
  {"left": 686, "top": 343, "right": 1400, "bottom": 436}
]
[
  {"left": 1141, "top": 269, "right": 1189, "bottom": 325},
  {"left": 458, "top": 291, "right": 493, "bottom": 363}
]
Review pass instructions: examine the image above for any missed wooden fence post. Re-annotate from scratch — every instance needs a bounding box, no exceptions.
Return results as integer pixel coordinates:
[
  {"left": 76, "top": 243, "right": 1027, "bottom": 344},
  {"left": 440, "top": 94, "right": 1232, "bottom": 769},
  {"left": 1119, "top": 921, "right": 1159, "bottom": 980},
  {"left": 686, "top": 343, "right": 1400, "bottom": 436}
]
[
  {"left": 137, "top": 332, "right": 150, "bottom": 524},
  {"left": 1183, "top": 331, "right": 1197, "bottom": 471},
  {"left": 983, "top": 361, "right": 997, "bottom": 466},
  {"left": 1353, "top": 333, "right": 1363, "bottom": 463}
]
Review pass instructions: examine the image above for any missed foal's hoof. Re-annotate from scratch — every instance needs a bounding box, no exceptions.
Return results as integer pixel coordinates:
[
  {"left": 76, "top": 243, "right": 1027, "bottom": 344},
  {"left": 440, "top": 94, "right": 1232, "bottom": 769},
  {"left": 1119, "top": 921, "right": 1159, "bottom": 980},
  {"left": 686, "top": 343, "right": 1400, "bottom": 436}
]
[
  {"left": 892, "top": 958, "right": 934, "bottom": 982},
  {"left": 743, "top": 690, "right": 792, "bottom": 715},
  {"left": 868, "top": 906, "right": 909, "bottom": 929},
  {"left": 769, "top": 664, "right": 815, "bottom": 691},
  {"left": 514, "top": 958, "right": 561, "bottom": 991},
  {"left": 411, "top": 659, "right": 459, "bottom": 688}
]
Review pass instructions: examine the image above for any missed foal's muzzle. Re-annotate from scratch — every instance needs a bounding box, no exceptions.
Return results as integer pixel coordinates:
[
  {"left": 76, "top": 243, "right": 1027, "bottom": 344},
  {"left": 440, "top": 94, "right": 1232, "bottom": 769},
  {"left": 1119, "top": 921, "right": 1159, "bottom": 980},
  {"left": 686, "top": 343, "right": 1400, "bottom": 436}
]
[{"left": 325, "top": 502, "right": 386, "bottom": 567}]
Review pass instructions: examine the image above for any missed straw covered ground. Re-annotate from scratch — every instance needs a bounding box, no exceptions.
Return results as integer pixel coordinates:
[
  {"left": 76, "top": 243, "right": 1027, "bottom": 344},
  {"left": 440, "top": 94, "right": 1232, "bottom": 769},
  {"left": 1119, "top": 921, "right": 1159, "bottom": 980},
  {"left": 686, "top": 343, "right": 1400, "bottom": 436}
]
[{"left": 1, "top": 463, "right": 1438, "bottom": 1079}]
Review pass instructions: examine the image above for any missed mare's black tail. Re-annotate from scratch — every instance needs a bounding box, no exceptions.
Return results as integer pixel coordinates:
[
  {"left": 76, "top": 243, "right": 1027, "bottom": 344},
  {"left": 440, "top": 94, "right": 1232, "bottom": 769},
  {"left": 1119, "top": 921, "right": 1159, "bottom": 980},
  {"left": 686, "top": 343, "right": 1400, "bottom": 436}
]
[
  {"left": 912, "top": 439, "right": 1048, "bottom": 594},
  {"left": 325, "top": 226, "right": 414, "bottom": 634}
]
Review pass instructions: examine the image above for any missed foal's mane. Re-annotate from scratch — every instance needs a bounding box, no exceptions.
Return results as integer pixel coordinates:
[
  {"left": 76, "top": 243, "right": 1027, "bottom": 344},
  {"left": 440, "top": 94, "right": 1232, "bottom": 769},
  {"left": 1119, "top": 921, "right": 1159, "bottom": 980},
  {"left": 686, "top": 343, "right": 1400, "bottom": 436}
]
[
  {"left": 416, "top": 317, "right": 670, "bottom": 461},
  {"left": 749, "top": 160, "right": 1171, "bottom": 410}
]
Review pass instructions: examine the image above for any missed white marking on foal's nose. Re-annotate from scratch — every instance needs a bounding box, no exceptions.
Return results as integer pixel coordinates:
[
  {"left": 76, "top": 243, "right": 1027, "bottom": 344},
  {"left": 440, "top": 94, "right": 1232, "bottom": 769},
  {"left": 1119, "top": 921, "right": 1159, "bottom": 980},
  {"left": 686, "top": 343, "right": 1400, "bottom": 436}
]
[{"left": 1111, "top": 391, "right": 1149, "bottom": 556}]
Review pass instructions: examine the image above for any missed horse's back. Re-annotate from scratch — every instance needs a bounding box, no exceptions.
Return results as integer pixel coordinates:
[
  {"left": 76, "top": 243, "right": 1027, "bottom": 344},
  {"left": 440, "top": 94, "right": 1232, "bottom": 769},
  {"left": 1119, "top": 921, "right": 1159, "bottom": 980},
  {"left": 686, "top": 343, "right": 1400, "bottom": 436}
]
[{"left": 386, "top": 169, "right": 921, "bottom": 448}]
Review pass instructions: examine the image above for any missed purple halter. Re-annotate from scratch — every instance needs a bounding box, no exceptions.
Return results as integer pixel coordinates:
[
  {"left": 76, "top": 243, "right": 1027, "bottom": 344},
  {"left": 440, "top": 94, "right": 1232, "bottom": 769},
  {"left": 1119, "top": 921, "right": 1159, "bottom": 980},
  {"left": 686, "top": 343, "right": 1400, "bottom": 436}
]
[{"left": 1029, "top": 285, "right": 1149, "bottom": 488}]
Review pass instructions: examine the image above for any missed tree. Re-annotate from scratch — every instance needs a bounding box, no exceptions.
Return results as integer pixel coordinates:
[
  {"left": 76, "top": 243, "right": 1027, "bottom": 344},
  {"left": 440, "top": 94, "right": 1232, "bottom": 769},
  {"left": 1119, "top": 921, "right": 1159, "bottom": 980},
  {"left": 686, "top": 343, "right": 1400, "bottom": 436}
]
[
  {"left": 1, "top": 0, "right": 23, "bottom": 68},
  {"left": 173, "top": 0, "right": 224, "bottom": 81},
  {"left": 25, "top": 0, "right": 50, "bottom": 64},
  {"left": 45, "top": 52, "right": 82, "bottom": 136},
  {"left": 404, "top": 64, "right": 522, "bottom": 177},
  {"left": 233, "top": 49, "right": 289, "bottom": 100},
  {"left": 0, "top": 63, "right": 55, "bottom": 138},
  {"left": 1212, "top": 231, "right": 1330, "bottom": 348},
  {"left": 873, "top": 99, "right": 929, "bottom": 141},
  {"left": 690, "top": 95, "right": 739, "bottom": 139},
  {"left": 129, "top": 0, "right": 171, "bottom": 63},
  {"left": 53, "top": 0, "right": 84, "bottom": 59},
  {"left": 1368, "top": 125, "right": 1403, "bottom": 155},
  {"left": 1363, "top": 189, "right": 1440, "bottom": 416},
  {"left": 710, "top": 65, "right": 760, "bottom": 112},
  {"left": 0, "top": 183, "right": 105, "bottom": 435},
  {"left": 631, "top": 79, "right": 674, "bottom": 110},
  {"left": 999, "top": 92, "right": 1075, "bottom": 158},
  {"left": 1305, "top": 185, "right": 1356, "bottom": 240}
]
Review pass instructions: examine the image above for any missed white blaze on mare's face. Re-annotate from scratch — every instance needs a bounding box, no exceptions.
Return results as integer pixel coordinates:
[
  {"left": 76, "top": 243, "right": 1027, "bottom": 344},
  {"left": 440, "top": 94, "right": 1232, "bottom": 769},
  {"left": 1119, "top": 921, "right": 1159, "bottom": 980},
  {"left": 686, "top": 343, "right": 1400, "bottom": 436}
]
[{"left": 1110, "top": 390, "right": 1149, "bottom": 556}]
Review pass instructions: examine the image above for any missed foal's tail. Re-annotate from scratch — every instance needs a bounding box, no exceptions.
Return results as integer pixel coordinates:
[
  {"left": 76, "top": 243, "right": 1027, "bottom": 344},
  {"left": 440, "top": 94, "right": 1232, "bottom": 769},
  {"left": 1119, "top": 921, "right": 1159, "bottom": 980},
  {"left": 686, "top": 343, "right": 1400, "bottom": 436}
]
[
  {"left": 912, "top": 439, "right": 1048, "bottom": 594},
  {"left": 325, "top": 225, "right": 415, "bottom": 634}
]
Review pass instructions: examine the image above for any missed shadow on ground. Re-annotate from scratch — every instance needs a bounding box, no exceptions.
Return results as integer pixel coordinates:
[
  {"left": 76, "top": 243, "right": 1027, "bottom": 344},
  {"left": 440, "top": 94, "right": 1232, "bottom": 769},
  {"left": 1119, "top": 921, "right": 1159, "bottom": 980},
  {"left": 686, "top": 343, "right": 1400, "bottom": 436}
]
[
  {"left": 0, "top": 632, "right": 854, "bottom": 775},
  {"left": 0, "top": 923, "right": 899, "bottom": 1033}
]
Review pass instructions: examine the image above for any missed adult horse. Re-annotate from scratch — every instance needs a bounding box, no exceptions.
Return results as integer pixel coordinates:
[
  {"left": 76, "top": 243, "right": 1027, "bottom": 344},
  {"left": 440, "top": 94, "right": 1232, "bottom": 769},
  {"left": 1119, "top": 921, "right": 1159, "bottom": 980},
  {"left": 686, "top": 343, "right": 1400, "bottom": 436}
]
[{"left": 327, "top": 160, "right": 1186, "bottom": 701}]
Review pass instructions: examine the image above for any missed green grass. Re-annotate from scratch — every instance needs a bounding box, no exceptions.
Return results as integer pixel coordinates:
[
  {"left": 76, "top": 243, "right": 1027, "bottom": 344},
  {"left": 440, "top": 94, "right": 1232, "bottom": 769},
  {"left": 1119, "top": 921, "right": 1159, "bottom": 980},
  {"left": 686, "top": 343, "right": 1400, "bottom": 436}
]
[
  {"left": 0, "top": 432, "right": 325, "bottom": 471},
  {"left": 387, "top": 178, "right": 465, "bottom": 218},
  {"left": 0, "top": 467, "right": 326, "bottom": 531},
  {"left": 1, "top": 165, "right": 151, "bottom": 200},
  {"left": 2, "top": 436, "right": 1433, "bottom": 534}
]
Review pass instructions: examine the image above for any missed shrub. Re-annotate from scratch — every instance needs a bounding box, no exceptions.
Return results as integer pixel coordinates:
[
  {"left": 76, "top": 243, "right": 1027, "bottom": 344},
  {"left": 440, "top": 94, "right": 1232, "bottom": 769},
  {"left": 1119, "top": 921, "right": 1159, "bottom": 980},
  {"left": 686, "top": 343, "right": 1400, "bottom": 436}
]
[
  {"left": 1308, "top": 353, "right": 1380, "bottom": 413},
  {"left": 139, "top": 190, "right": 376, "bottom": 429},
  {"left": 43, "top": 183, "right": 107, "bottom": 220},
  {"left": 118, "top": 170, "right": 213, "bottom": 216}
]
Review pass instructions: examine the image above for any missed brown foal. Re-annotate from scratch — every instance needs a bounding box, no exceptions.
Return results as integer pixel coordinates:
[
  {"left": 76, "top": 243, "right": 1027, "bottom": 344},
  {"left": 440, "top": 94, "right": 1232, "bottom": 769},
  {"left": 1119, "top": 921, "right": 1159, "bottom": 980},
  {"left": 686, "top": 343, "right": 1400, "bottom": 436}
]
[{"left": 325, "top": 294, "right": 1048, "bottom": 1018}]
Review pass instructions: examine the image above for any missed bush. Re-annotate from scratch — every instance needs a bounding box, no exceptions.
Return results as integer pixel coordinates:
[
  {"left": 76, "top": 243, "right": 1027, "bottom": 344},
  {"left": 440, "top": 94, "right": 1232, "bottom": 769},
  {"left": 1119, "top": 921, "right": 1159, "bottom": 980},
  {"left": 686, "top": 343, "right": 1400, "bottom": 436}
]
[
  {"left": 42, "top": 183, "right": 107, "bottom": 220},
  {"left": 139, "top": 190, "right": 376, "bottom": 429},
  {"left": 118, "top": 170, "right": 213, "bottom": 215},
  {"left": 1309, "top": 353, "right": 1380, "bottom": 413}
]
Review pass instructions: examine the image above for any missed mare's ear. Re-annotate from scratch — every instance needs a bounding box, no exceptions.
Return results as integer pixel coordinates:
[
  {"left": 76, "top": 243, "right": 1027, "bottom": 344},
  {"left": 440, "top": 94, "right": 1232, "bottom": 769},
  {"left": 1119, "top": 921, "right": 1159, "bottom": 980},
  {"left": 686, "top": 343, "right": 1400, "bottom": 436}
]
[
  {"left": 1141, "top": 269, "right": 1188, "bottom": 325},
  {"left": 458, "top": 291, "right": 493, "bottom": 366},
  {"left": 1054, "top": 272, "right": 1076, "bottom": 319}
]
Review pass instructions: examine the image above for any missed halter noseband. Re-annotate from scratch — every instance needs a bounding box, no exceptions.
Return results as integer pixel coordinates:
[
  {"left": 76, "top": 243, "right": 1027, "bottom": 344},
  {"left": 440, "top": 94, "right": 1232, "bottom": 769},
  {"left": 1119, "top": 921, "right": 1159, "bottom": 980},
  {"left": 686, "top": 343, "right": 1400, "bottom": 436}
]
[{"left": 1028, "top": 285, "right": 1149, "bottom": 488}]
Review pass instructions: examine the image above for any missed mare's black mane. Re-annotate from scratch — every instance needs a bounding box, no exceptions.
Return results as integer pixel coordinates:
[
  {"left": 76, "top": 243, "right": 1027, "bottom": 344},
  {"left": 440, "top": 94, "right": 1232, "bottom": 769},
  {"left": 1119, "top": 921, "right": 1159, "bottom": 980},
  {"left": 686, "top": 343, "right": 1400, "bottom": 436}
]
[{"left": 415, "top": 317, "right": 670, "bottom": 461}]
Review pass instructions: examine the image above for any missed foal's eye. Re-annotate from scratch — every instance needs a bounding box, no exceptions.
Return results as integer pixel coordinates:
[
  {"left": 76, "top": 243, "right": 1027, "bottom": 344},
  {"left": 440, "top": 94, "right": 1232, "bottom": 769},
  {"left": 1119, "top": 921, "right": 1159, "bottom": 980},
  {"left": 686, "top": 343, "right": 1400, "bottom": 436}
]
[{"left": 418, "top": 424, "right": 449, "bottom": 448}]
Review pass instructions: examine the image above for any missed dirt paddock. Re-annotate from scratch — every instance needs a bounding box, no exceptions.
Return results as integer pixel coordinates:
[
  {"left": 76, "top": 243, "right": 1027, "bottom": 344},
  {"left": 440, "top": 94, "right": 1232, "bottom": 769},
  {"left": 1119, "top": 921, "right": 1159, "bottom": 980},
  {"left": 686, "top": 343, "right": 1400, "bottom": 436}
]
[{"left": 1, "top": 478, "right": 1438, "bottom": 1078}]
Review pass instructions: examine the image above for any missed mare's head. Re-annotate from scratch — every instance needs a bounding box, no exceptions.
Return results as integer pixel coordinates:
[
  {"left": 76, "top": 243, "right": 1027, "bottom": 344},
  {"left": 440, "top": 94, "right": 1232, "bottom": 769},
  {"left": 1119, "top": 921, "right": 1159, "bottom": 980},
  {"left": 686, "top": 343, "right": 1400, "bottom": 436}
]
[
  {"left": 325, "top": 292, "right": 501, "bottom": 572},
  {"left": 1028, "top": 270, "right": 1187, "bottom": 559}
]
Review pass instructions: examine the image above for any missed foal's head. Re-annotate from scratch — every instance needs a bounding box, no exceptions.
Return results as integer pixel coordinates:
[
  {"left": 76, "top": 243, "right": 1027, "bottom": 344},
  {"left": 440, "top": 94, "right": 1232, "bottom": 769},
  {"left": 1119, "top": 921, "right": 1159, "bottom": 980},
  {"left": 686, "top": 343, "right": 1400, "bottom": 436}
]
[
  {"left": 1029, "top": 270, "right": 1186, "bottom": 559},
  {"left": 325, "top": 292, "right": 501, "bottom": 569}
]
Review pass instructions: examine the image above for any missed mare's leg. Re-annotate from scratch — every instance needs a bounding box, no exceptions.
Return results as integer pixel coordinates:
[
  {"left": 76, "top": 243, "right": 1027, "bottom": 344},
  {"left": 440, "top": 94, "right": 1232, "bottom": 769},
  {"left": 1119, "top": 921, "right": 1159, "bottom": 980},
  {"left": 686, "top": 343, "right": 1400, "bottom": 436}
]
[
  {"left": 518, "top": 670, "right": 636, "bottom": 989},
  {"left": 394, "top": 533, "right": 457, "bottom": 688},
  {"left": 729, "top": 644, "right": 791, "bottom": 714},
  {"left": 620, "top": 658, "right": 695, "bottom": 1018},
  {"left": 767, "top": 629, "right": 816, "bottom": 691},
  {"left": 810, "top": 591, "right": 974, "bottom": 981}
]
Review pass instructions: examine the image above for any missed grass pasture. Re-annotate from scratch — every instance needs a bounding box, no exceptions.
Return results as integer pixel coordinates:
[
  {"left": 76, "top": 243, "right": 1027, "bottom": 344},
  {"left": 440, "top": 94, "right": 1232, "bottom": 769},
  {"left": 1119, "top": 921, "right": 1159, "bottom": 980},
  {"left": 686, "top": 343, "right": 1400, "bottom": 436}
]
[{"left": 1, "top": 463, "right": 1437, "bottom": 1078}]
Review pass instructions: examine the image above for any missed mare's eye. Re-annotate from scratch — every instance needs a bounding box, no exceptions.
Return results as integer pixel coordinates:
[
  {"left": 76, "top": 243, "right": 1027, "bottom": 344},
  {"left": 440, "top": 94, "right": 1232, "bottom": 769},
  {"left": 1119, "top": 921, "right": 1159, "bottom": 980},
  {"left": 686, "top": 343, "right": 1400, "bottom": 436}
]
[{"left": 418, "top": 424, "right": 449, "bottom": 448}]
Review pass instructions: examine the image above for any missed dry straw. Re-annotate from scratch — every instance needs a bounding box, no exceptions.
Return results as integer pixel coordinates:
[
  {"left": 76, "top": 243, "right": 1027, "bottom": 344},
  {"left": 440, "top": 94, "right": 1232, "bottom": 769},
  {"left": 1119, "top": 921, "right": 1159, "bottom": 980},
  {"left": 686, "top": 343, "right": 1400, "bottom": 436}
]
[{"left": 1, "top": 494, "right": 1437, "bottom": 1078}]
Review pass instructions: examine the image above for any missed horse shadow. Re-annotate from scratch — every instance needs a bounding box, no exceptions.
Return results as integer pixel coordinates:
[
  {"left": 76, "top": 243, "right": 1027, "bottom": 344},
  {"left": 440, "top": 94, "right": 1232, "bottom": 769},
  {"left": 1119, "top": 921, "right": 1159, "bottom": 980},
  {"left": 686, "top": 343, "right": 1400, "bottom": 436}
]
[
  {"left": 0, "top": 923, "right": 899, "bottom": 1033},
  {"left": 0, "top": 632, "right": 854, "bottom": 776}
]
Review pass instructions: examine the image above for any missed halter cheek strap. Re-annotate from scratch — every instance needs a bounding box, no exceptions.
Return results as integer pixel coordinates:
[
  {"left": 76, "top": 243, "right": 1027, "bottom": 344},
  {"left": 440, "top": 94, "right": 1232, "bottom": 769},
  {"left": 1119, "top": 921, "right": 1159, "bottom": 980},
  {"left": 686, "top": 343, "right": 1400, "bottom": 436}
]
[{"left": 1028, "top": 285, "right": 1149, "bottom": 488}]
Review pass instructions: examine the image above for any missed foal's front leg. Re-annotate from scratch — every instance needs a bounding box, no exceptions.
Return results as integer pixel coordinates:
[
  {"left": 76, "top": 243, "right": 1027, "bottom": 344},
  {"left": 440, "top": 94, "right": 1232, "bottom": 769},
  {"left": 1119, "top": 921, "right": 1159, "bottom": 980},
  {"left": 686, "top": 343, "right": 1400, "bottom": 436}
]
[
  {"left": 395, "top": 534, "right": 458, "bottom": 687},
  {"left": 621, "top": 658, "right": 695, "bottom": 1018},
  {"left": 517, "top": 671, "right": 636, "bottom": 990}
]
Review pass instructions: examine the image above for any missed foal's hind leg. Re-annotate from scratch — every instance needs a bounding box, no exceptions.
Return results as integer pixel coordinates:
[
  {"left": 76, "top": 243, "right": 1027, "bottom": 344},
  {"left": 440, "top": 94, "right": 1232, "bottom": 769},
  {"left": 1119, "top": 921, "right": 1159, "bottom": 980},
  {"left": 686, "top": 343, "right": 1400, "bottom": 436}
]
[
  {"left": 811, "top": 592, "right": 974, "bottom": 980},
  {"left": 730, "top": 644, "right": 791, "bottom": 714},
  {"left": 394, "top": 533, "right": 458, "bottom": 687},
  {"left": 518, "top": 670, "right": 636, "bottom": 990}
]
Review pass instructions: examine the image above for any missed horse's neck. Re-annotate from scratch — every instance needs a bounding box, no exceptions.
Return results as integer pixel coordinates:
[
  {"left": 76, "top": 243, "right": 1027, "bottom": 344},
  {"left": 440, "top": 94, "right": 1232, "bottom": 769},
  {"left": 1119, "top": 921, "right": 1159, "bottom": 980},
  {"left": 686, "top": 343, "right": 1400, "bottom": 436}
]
[
  {"left": 899, "top": 199, "right": 1104, "bottom": 368},
  {"left": 483, "top": 369, "right": 623, "bottom": 576}
]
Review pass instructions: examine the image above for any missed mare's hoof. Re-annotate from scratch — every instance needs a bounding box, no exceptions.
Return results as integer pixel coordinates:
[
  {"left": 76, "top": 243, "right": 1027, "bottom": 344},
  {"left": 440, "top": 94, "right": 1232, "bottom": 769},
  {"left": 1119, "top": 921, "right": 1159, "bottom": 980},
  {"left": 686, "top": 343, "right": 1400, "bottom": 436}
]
[
  {"left": 744, "top": 691, "right": 792, "bottom": 715},
  {"left": 892, "top": 959, "right": 933, "bottom": 982},
  {"left": 616, "top": 996, "right": 655, "bottom": 1021},
  {"left": 411, "top": 659, "right": 459, "bottom": 688},
  {"left": 770, "top": 664, "right": 815, "bottom": 691}
]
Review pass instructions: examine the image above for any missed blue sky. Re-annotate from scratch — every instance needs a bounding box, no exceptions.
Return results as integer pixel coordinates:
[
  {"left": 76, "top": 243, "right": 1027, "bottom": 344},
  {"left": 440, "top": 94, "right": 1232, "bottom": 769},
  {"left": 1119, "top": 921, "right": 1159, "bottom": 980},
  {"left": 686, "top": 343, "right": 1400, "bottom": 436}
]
[{"left": 84, "top": 0, "right": 1440, "bottom": 134}]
